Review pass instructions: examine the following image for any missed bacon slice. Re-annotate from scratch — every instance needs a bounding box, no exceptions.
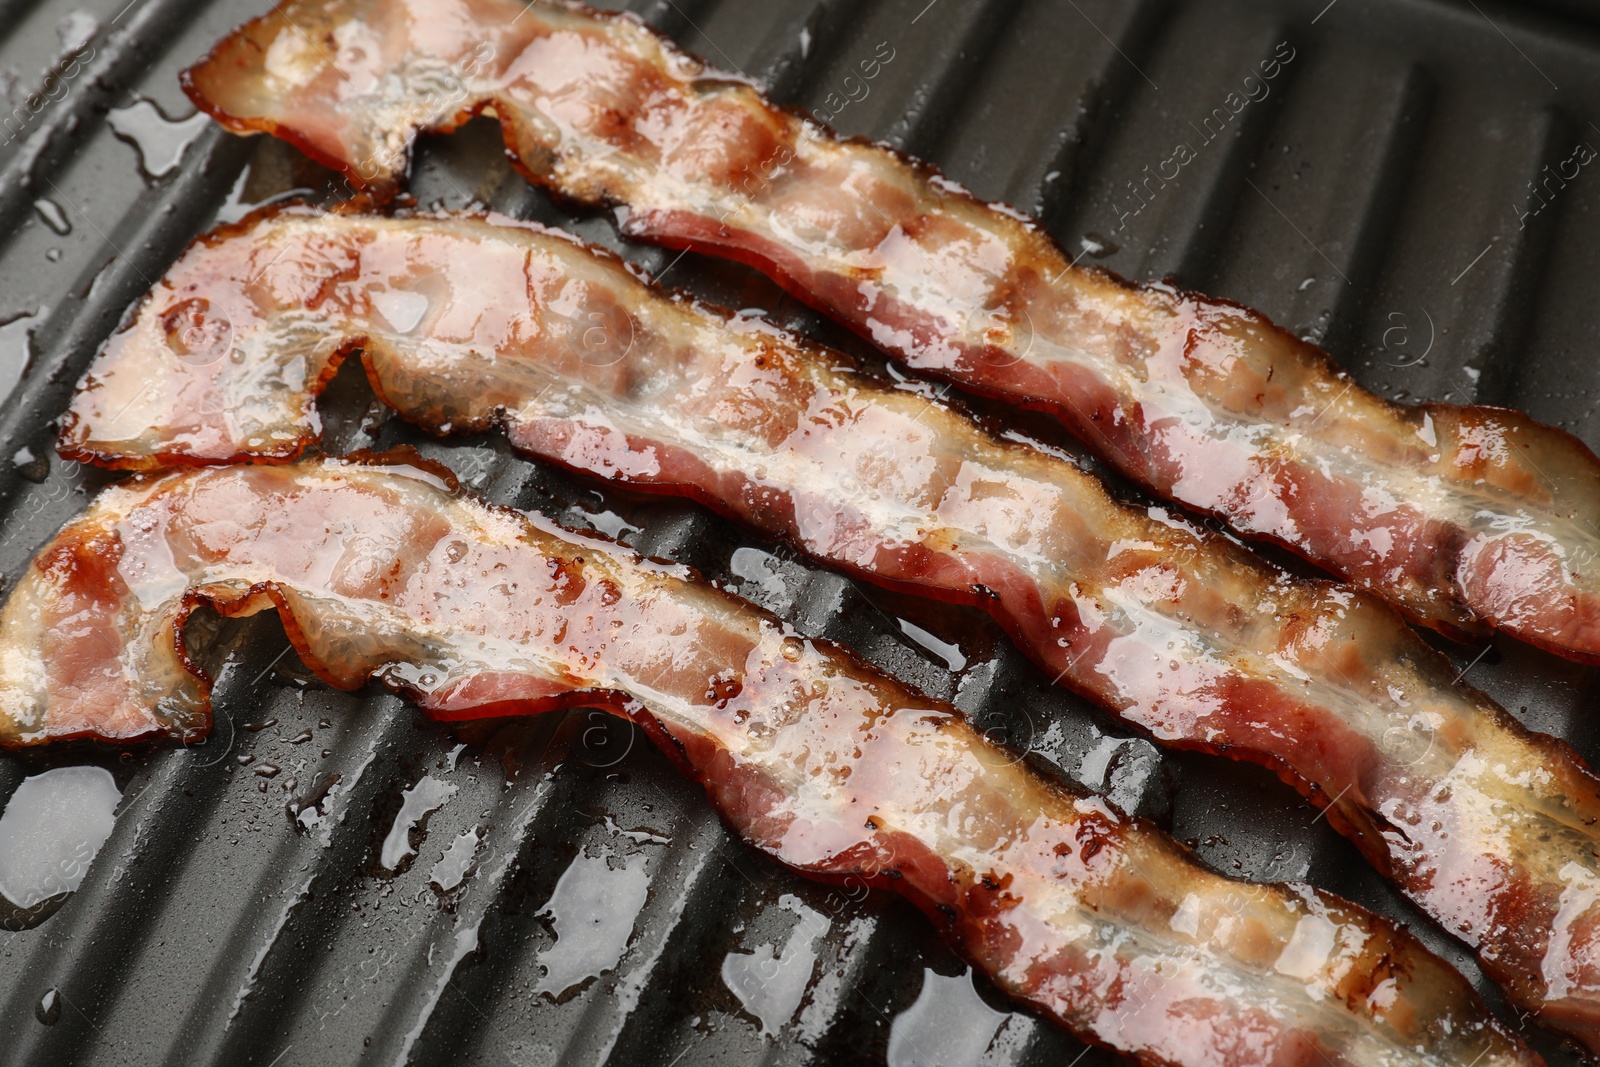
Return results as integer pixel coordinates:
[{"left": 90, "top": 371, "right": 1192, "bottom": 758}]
[
  {"left": 180, "top": 0, "right": 1600, "bottom": 663},
  {"left": 59, "top": 206, "right": 1600, "bottom": 1049},
  {"left": 0, "top": 454, "right": 1537, "bottom": 1067}
]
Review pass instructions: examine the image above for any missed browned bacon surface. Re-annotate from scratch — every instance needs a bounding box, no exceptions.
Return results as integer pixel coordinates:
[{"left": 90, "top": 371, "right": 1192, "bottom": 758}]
[
  {"left": 59, "top": 207, "right": 1600, "bottom": 1049},
  {"left": 180, "top": 0, "right": 1600, "bottom": 664},
  {"left": 0, "top": 455, "right": 1538, "bottom": 1067}
]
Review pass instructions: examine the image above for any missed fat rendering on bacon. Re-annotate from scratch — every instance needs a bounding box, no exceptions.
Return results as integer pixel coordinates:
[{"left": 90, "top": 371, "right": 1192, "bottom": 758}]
[
  {"left": 59, "top": 207, "right": 1600, "bottom": 1049},
  {"left": 180, "top": 0, "right": 1600, "bottom": 663},
  {"left": 0, "top": 453, "right": 1539, "bottom": 1067}
]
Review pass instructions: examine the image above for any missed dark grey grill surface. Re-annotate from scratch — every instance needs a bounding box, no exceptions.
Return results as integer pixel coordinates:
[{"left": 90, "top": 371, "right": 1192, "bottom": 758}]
[{"left": 1, "top": 0, "right": 1599, "bottom": 1064}]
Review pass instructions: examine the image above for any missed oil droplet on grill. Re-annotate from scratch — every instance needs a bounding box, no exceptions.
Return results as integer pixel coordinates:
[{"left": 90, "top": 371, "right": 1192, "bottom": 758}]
[
  {"left": 0, "top": 309, "right": 43, "bottom": 408},
  {"left": 12, "top": 445, "right": 48, "bottom": 483},
  {"left": 0, "top": 766, "right": 121, "bottom": 930},
  {"left": 1079, "top": 232, "right": 1119, "bottom": 258},
  {"left": 533, "top": 848, "right": 651, "bottom": 1000},
  {"left": 106, "top": 98, "right": 211, "bottom": 180},
  {"left": 428, "top": 827, "right": 481, "bottom": 892},
  {"left": 380, "top": 775, "right": 457, "bottom": 870},
  {"left": 566, "top": 505, "right": 640, "bottom": 542},
  {"left": 56, "top": 11, "right": 97, "bottom": 52},
  {"left": 32, "top": 198, "right": 70, "bottom": 235},
  {"left": 887, "top": 968, "right": 1007, "bottom": 1067},
  {"left": 213, "top": 160, "right": 316, "bottom": 227},
  {"left": 897, "top": 617, "right": 967, "bottom": 672},
  {"left": 35, "top": 988, "right": 60, "bottom": 1026},
  {"left": 720, "top": 894, "right": 829, "bottom": 1038}
]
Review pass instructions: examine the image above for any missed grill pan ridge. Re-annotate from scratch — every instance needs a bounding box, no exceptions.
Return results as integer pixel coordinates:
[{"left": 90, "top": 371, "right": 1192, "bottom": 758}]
[{"left": 2, "top": 0, "right": 1600, "bottom": 1064}]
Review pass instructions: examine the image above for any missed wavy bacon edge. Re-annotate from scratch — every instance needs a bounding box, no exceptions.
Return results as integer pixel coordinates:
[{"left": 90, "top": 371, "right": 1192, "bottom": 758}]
[
  {"left": 177, "top": 0, "right": 1600, "bottom": 665},
  {"left": 0, "top": 452, "right": 1542, "bottom": 1067}
]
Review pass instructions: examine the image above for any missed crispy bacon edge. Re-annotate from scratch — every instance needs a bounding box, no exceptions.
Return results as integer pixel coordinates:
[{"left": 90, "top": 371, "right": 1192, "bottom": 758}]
[
  {"left": 178, "top": 0, "right": 1600, "bottom": 664},
  {"left": 0, "top": 452, "right": 1540, "bottom": 1067}
]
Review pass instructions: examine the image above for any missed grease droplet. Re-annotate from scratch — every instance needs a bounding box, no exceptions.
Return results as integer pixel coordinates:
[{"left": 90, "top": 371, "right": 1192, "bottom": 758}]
[
  {"left": 33, "top": 199, "right": 70, "bottom": 235},
  {"left": 0, "top": 766, "right": 121, "bottom": 926},
  {"left": 12, "top": 445, "right": 47, "bottom": 483},
  {"left": 106, "top": 98, "right": 210, "bottom": 180},
  {"left": 1080, "top": 232, "right": 1119, "bottom": 258}
]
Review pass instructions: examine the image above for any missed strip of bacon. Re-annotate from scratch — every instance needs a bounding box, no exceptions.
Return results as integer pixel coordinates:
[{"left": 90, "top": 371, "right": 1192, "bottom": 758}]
[
  {"left": 179, "top": 0, "right": 1600, "bottom": 663},
  {"left": 58, "top": 206, "right": 1600, "bottom": 1049},
  {"left": 0, "top": 453, "right": 1537, "bottom": 1067}
]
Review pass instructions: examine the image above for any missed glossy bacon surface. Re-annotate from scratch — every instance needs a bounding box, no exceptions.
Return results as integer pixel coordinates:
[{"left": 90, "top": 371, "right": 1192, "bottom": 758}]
[
  {"left": 181, "top": 0, "right": 1600, "bottom": 663},
  {"left": 0, "top": 455, "right": 1538, "bottom": 1067},
  {"left": 59, "top": 207, "right": 1600, "bottom": 1048}
]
